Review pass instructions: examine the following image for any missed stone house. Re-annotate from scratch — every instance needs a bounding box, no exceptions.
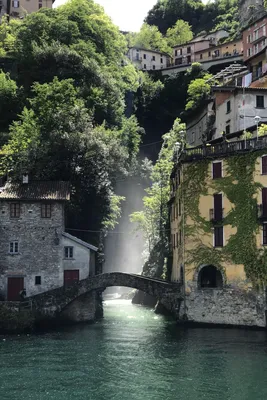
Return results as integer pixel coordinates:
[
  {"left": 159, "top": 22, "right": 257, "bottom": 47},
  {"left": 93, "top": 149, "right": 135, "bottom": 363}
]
[
  {"left": 0, "top": 179, "right": 97, "bottom": 301},
  {"left": 0, "top": 0, "right": 54, "bottom": 20},
  {"left": 127, "top": 47, "right": 170, "bottom": 70},
  {"left": 169, "top": 136, "right": 267, "bottom": 327}
]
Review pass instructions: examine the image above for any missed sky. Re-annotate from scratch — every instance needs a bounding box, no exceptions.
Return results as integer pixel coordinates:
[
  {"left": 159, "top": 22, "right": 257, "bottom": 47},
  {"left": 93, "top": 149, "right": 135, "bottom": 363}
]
[{"left": 53, "top": 0, "right": 158, "bottom": 32}]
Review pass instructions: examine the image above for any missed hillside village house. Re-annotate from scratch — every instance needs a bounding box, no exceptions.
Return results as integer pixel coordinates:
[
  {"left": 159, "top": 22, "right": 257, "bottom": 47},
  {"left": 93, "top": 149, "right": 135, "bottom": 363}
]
[
  {"left": 172, "top": 29, "right": 229, "bottom": 66},
  {"left": 0, "top": 178, "right": 97, "bottom": 301},
  {"left": 0, "top": 0, "right": 54, "bottom": 19},
  {"left": 194, "top": 39, "right": 243, "bottom": 63},
  {"left": 169, "top": 137, "right": 267, "bottom": 327},
  {"left": 243, "top": 14, "right": 267, "bottom": 87},
  {"left": 184, "top": 84, "right": 267, "bottom": 147},
  {"left": 127, "top": 47, "right": 170, "bottom": 70}
]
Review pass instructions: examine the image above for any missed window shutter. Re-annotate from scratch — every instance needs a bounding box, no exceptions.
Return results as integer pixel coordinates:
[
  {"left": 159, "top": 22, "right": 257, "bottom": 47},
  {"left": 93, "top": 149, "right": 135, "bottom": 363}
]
[
  {"left": 214, "top": 226, "right": 223, "bottom": 247},
  {"left": 214, "top": 193, "right": 223, "bottom": 221},
  {"left": 263, "top": 224, "right": 267, "bottom": 245},
  {"left": 213, "top": 162, "right": 222, "bottom": 179},
  {"left": 262, "top": 156, "right": 267, "bottom": 175},
  {"left": 262, "top": 188, "right": 267, "bottom": 216}
]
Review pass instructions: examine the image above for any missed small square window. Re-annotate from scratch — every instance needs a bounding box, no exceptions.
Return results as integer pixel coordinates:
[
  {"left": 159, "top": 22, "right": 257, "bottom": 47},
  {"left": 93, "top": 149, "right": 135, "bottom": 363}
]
[
  {"left": 160, "top": 58, "right": 163, "bottom": 63},
  {"left": 10, "top": 203, "right": 20, "bottom": 218},
  {"left": 64, "top": 246, "right": 74, "bottom": 259},
  {"left": 143, "top": 54, "right": 146, "bottom": 59},
  {"left": 143, "top": 64, "right": 146, "bottom": 69},
  {"left": 225, "top": 125, "right": 230, "bottom": 135},
  {"left": 9, "top": 241, "right": 19, "bottom": 254},
  {"left": 152, "top": 56, "right": 155, "bottom": 61},
  {"left": 200, "top": 54, "right": 203, "bottom": 59},
  {"left": 41, "top": 204, "right": 51, "bottom": 218},
  {"left": 35, "top": 276, "right": 41, "bottom": 285},
  {"left": 187, "top": 47, "right": 191, "bottom": 54},
  {"left": 256, "top": 95, "right": 264, "bottom": 108},
  {"left": 153, "top": 65, "right": 156, "bottom": 70}
]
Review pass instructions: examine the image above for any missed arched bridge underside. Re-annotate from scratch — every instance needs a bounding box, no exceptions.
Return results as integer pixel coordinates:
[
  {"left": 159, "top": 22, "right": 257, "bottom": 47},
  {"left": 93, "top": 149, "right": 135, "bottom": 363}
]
[{"left": 30, "top": 273, "right": 182, "bottom": 317}]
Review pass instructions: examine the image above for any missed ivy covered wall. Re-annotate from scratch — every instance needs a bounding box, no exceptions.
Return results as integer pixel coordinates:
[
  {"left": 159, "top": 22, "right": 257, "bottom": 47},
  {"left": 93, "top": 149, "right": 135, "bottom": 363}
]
[{"left": 171, "top": 150, "right": 267, "bottom": 286}]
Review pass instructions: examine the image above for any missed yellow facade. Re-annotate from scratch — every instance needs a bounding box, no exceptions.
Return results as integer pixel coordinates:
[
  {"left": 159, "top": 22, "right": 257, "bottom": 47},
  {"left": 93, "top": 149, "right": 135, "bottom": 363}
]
[
  {"left": 194, "top": 39, "right": 243, "bottom": 63},
  {"left": 170, "top": 152, "right": 267, "bottom": 288}
]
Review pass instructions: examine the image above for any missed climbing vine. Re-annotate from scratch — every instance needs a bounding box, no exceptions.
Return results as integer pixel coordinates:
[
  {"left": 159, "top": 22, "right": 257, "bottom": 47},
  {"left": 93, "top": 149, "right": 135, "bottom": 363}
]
[{"left": 180, "top": 150, "right": 267, "bottom": 284}]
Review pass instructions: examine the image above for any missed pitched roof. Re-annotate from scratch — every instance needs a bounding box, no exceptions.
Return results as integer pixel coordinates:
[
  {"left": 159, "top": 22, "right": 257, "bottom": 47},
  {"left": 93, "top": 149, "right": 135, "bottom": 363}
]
[
  {"left": 62, "top": 232, "right": 98, "bottom": 251},
  {"left": 0, "top": 181, "right": 70, "bottom": 201},
  {"left": 128, "top": 47, "right": 171, "bottom": 57}
]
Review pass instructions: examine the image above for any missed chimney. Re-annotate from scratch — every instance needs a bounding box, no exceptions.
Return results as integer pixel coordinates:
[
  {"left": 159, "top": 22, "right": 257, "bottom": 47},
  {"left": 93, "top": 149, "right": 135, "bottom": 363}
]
[{"left": 22, "top": 174, "right": 29, "bottom": 184}]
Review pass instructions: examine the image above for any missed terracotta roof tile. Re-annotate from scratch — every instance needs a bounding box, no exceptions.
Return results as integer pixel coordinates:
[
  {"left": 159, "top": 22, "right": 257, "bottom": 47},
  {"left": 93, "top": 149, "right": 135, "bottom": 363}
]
[{"left": 0, "top": 181, "right": 70, "bottom": 201}]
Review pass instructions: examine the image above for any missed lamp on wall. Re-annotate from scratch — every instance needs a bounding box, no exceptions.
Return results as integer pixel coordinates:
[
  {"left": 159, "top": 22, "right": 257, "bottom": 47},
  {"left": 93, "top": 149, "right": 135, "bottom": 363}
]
[{"left": 254, "top": 115, "right": 261, "bottom": 140}]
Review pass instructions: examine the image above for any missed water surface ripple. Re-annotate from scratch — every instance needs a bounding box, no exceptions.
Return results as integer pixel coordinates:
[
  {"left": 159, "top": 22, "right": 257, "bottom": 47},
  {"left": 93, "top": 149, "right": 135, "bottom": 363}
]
[{"left": 1, "top": 299, "right": 267, "bottom": 400}]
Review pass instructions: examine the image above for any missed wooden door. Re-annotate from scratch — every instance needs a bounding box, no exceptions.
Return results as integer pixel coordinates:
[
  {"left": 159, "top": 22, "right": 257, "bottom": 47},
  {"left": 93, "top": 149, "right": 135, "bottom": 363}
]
[
  {"left": 262, "top": 188, "right": 267, "bottom": 216},
  {"left": 64, "top": 270, "right": 79, "bottom": 287},
  {"left": 7, "top": 277, "right": 24, "bottom": 301},
  {"left": 214, "top": 193, "right": 223, "bottom": 221}
]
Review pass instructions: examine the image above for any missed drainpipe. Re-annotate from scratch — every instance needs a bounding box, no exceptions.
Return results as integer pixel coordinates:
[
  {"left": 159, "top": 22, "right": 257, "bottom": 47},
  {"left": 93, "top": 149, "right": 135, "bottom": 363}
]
[{"left": 182, "top": 162, "right": 186, "bottom": 318}]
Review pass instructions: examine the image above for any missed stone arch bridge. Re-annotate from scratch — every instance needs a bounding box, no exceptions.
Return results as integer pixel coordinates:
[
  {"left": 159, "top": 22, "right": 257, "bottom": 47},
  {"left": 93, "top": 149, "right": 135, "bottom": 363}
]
[{"left": 29, "top": 273, "right": 182, "bottom": 321}]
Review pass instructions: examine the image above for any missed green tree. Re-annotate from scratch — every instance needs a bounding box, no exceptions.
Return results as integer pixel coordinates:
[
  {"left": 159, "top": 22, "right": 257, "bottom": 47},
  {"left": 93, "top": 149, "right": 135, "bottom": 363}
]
[
  {"left": 128, "top": 23, "right": 171, "bottom": 54},
  {"left": 166, "top": 19, "right": 193, "bottom": 47},
  {"left": 0, "top": 71, "right": 20, "bottom": 144},
  {"left": 185, "top": 74, "right": 213, "bottom": 111},
  {"left": 130, "top": 118, "right": 186, "bottom": 278}
]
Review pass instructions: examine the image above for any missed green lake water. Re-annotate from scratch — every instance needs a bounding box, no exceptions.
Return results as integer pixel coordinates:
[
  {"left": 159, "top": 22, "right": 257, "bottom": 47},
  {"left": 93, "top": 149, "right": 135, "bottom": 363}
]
[{"left": 1, "top": 299, "right": 267, "bottom": 400}]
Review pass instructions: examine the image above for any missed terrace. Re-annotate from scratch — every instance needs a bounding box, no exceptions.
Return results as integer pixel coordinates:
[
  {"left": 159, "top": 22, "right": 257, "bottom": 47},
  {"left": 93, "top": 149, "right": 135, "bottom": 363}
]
[{"left": 179, "top": 135, "right": 267, "bottom": 163}]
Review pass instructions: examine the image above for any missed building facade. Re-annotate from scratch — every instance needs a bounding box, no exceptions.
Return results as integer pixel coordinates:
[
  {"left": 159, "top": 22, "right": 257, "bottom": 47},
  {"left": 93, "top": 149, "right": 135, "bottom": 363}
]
[
  {"left": 184, "top": 100, "right": 215, "bottom": 147},
  {"left": 0, "top": 0, "right": 54, "bottom": 19},
  {"left": 173, "top": 39, "right": 211, "bottom": 66},
  {"left": 212, "top": 86, "right": 267, "bottom": 140},
  {"left": 170, "top": 137, "right": 267, "bottom": 327},
  {"left": 194, "top": 39, "right": 243, "bottom": 63},
  {"left": 127, "top": 47, "right": 170, "bottom": 70},
  {"left": 0, "top": 180, "right": 97, "bottom": 301}
]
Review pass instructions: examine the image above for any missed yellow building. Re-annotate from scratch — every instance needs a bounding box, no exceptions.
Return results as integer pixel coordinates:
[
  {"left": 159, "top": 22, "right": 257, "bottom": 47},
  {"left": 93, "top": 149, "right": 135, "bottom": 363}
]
[
  {"left": 170, "top": 136, "right": 267, "bottom": 327},
  {"left": 1, "top": 0, "right": 54, "bottom": 19},
  {"left": 194, "top": 39, "right": 243, "bottom": 63}
]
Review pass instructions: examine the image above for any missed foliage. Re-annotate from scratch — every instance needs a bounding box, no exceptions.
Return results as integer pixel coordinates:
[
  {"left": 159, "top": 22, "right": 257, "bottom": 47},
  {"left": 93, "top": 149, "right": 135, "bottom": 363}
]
[
  {"left": 181, "top": 151, "right": 267, "bottom": 284},
  {"left": 166, "top": 19, "right": 193, "bottom": 47},
  {"left": 127, "top": 23, "right": 171, "bottom": 54},
  {"left": 130, "top": 118, "right": 186, "bottom": 277},
  {"left": 0, "top": 16, "right": 20, "bottom": 56},
  {"left": 185, "top": 74, "right": 213, "bottom": 111},
  {"left": 0, "top": 71, "right": 20, "bottom": 144},
  {"left": 258, "top": 124, "right": 267, "bottom": 137},
  {"left": 1, "top": 77, "right": 143, "bottom": 243},
  {"left": 145, "top": 0, "right": 240, "bottom": 38}
]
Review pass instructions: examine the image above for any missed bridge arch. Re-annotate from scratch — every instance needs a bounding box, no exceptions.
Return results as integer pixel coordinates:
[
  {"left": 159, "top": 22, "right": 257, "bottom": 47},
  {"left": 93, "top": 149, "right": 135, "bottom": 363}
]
[{"left": 30, "top": 272, "right": 182, "bottom": 318}]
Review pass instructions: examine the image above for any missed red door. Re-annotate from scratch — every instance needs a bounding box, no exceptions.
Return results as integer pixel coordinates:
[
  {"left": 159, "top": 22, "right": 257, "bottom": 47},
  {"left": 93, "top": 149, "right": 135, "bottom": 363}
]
[
  {"left": 64, "top": 270, "right": 79, "bottom": 287},
  {"left": 7, "top": 277, "right": 24, "bottom": 301}
]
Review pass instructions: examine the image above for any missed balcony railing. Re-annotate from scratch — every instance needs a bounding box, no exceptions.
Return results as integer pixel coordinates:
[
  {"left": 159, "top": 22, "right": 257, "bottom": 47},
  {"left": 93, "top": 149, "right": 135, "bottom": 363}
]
[
  {"left": 180, "top": 136, "right": 267, "bottom": 162},
  {"left": 210, "top": 208, "right": 224, "bottom": 223}
]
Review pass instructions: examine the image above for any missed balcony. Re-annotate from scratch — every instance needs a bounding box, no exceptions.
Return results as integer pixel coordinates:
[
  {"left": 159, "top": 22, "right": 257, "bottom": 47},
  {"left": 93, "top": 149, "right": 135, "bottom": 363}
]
[
  {"left": 257, "top": 204, "right": 267, "bottom": 221},
  {"left": 210, "top": 208, "right": 224, "bottom": 223},
  {"left": 179, "top": 135, "right": 267, "bottom": 163},
  {"left": 251, "top": 33, "right": 267, "bottom": 45}
]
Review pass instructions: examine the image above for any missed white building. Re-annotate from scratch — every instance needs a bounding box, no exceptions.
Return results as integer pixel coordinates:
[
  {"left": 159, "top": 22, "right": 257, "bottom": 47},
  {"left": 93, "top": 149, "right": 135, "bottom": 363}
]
[
  {"left": 185, "top": 100, "right": 215, "bottom": 147},
  {"left": 127, "top": 47, "right": 170, "bottom": 70},
  {"left": 212, "top": 86, "right": 267, "bottom": 139}
]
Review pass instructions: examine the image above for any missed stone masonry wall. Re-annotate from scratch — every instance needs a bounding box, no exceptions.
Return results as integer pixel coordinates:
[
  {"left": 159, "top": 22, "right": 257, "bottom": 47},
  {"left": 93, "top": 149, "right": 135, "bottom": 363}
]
[
  {"left": 0, "top": 201, "right": 65, "bottom": 298},
  {"left": 184, "top": 284, "right": 266, "bottom": 327}
]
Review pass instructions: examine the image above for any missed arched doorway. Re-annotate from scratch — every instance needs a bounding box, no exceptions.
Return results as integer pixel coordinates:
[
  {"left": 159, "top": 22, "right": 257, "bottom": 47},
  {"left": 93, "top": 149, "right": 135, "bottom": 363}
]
[{"left": 198, "top": 265, "right": 223, "bottom": 289}]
